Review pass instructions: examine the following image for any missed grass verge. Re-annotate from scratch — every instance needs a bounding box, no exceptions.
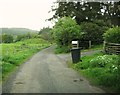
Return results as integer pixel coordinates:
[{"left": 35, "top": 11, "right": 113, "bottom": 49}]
[
  {"left": 54, "top": 45, "right": 70, "bottom": 54},
  {"left": 81, "top": 44, "right": 103, "bottom": 52},
  {"left": 1, "top": 38, "right": 51, "bottom": 81},
  {"left": 68, "top": 52, "right": 120, "bottom": 93}
]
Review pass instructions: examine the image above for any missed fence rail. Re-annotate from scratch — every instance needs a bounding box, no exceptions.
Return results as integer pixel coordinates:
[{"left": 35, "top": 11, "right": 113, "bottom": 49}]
[{"left": 103, "top": 41, "right": 120, "bottom": 55}]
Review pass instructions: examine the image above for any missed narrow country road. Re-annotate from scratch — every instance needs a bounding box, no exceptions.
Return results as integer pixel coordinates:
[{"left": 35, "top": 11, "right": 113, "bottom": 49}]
[{"left": 2, "top": 46, "right": 105, "bottom": 93}]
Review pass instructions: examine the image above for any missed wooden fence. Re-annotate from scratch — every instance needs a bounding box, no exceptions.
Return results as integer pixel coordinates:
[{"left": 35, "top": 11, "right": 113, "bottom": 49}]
[
  {"left": 103, "top": 41, "right": 120, "bottom": 55},
  {"left": 79, "top": 40, "right": 91, "bottom": 49}
]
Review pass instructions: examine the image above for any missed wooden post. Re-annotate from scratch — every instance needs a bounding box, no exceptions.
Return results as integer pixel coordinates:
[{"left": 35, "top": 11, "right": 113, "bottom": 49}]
[
  {"left": 89, "top": 40, "right": 91, "bottom": 49},
  {"left": 103, "top": 41, "right": 108, "bottom": 53},
  {"left": 103, "top": 41, "right": 105, "bottom": 52}
]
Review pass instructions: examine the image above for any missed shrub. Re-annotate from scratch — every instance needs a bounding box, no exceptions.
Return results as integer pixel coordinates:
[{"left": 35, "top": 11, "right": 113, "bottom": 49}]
[
  {"left": 51, "top": 16, "right": 81, "bottom": 47},
  {"left": 38, "top": 27, "right": 53, "bottom": 41},
  {"left": 2, "top": 34, "right": 13, "bottom": 43},
  {"left": 103, "top": 26, "right": 120, "bottom": 43},
  {"left": 80, "top": 20, "right": 109, "bottom": 44},
  {"left": 15, "top": 33, "right": 32, "bottom": 42}
]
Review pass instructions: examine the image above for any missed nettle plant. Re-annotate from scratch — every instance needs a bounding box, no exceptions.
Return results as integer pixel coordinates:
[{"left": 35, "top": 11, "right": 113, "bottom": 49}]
[{"left": 89, "top": 55, "right": 119, "bottom": 68}]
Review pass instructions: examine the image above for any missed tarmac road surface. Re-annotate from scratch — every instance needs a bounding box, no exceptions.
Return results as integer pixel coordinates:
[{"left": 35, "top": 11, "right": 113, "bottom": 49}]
[{"left": 2, "top": 46, "right": 105, "bottom": 93}]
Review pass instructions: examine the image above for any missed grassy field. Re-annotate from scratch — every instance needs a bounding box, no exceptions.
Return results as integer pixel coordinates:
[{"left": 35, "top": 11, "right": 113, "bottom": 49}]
[
  {"left": 1, "top": 38, "right": 51, "bottom": 81},
  {"left": 69, "top": 52, "right": 120, "bottom": 93}
]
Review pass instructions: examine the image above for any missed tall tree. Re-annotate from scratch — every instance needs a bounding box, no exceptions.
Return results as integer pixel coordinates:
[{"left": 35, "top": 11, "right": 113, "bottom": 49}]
[
  {"left": 49, "top": 0, "right": 120, "bottom": 26},
  {"left": 103, "top": 1, "right": 120, "bottom": 26}
]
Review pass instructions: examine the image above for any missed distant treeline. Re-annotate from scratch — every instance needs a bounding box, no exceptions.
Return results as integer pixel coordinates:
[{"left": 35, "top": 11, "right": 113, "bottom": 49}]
[
  {"left": 0, "top": 27, "right": 53, "bottom": 43},
  {"left": 0, "top": 33, "right": 40, "bottom": 43},
  {"left": 1, "top": 28, "right": 38, "bottom": 35}
]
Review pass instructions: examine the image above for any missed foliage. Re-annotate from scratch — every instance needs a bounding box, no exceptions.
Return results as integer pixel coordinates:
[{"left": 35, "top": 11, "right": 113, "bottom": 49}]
[
  {"left": 55, "top": 45, "right": 70, "bottom": 54},
  {"left": 15, "top": 33, "right": 32, "bottom": 42},
  {"left": 1, "top": 34, "right": 13, "bottom": 43},
  {"left": 73, "top": 53, "right": 120, "bottom": 92},
  {"left": 38, "top": 27, "right": 53, "bottom": 41},
  {"left": 39, "top": 27, "right": 52, "bottom": 34},
  {"left": 2, "top": 38, "right": 51, "bottom": 80},
  {"left": 103, "top": 26, "right": 120, "bottom": 43},
  {"left": 51, "top": 17, "right": 81, "bottom": 47},
  {"left": 89, "top": 55, "right": 118, "bottom": 68},
  {"left": 0, "top": 33, "right": 40, "bottom": 43},
  {"left": 73, "top": 53, "right": 103, "bottom": 70},
  {"left": 15, "top": 33, "right": 42, "bottom": 42},
  {"left": 80, "top": 20, "right": 109, "bottom": 44},
  {"left": 49, "top": 1, "right": 120, "bottom": 26}
]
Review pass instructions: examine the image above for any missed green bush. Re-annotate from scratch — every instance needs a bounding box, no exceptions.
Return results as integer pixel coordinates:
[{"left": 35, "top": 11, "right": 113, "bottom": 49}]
[
  {"left": 38, "top": 27, "right": 53, "bottom": 41},
  {"left": 80, "top": 20, "right": 109, "bottom": 44},
  {"left": 51, "top": 16, "right": 81, "bottom": 47},
  {"left": 2, "top": 34, "right": 13, "bottom": 43},
  {"left": 103, "top": 26, "right": 120, "bottom": 43},
  {"left": 15, "top": 33, "right": 33, "bottom": 42}
]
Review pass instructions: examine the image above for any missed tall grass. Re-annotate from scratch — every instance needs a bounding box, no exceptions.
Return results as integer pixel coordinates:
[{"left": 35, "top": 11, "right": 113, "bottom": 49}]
[{"left": 1, "top": 38, "right": 51, "bottom": 81}]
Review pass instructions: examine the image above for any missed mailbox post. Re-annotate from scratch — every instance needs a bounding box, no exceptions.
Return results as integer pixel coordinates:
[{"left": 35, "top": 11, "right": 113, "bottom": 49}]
[{"left": 71, "top": 41, "right": 81, "bottom": 63}]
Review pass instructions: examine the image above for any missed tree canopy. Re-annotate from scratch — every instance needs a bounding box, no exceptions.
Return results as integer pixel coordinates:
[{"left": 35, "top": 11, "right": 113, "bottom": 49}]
[
  {"left": 38, "top": 27, "right": 52, "bottom": 41},
  {"left": 51, "top": 16, "right": 81, "bottom": 46},
  {"left": 49, "top": 0, "right": 120, "bottom": 26}
]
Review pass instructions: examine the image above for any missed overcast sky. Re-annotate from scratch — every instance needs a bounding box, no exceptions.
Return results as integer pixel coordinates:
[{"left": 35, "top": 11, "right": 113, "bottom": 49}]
[{"left": 0, "top": 0, "right": 56, "bottom": 31}]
